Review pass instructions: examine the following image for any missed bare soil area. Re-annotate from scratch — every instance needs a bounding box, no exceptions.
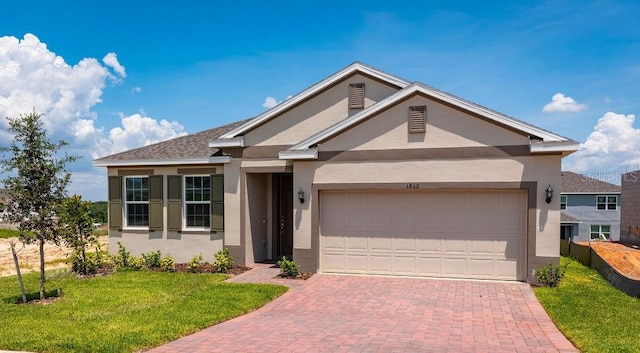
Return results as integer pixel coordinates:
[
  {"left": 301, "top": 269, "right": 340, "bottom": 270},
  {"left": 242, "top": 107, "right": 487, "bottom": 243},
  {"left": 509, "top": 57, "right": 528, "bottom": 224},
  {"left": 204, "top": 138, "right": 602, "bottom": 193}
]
[
  {"left": 0, "top": 233, "right": 108, "bottom": 277},
  {"left": 583, "top": 242, "right": 640, "bottom": 280}
]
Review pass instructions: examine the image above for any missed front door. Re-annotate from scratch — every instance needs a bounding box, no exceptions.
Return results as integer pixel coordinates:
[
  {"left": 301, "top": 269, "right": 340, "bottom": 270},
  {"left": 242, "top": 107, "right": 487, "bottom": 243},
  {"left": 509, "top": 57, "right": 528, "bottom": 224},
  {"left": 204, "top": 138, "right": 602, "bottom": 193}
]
[{"left": 274, "top": 174, "right": 293, "bottom": 259}]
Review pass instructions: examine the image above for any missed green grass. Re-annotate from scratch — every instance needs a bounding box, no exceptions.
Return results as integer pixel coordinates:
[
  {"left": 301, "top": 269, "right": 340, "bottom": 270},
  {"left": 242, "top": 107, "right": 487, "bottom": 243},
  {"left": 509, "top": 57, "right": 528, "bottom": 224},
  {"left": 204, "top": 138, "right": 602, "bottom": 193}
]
[
  {"left": 0, "top": 228, "right": 20, "bottom": 239},
  {"left": 0, "top": 270, "right": 288, "bottom": 352},
  {"left": 534, "top": 257, "right": 640, "bottom": 353}
]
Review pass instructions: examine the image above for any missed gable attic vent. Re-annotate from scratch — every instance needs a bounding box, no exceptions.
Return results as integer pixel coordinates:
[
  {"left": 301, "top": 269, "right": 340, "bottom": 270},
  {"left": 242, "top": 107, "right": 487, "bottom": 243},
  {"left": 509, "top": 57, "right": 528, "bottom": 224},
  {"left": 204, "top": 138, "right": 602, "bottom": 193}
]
[
  {"left": 408, "top": 105, "right": 427, "bottom": 133},
  {"left": 348, "top": 83, "right": 365, "bottom": 109}
]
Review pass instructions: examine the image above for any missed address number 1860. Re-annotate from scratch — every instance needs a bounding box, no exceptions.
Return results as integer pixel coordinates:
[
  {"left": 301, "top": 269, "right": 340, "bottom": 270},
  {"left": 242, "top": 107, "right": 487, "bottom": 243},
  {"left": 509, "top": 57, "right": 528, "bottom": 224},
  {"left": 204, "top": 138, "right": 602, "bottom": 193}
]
[{"left": 406, "top": 183, "right": 420, "bottom": 189}]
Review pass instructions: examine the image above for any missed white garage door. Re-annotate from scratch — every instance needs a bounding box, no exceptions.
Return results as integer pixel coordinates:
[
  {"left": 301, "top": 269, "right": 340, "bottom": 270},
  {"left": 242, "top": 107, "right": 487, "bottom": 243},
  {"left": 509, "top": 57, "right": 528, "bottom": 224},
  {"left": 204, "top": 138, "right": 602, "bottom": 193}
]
[{"left": 320, "top": 190, "right": 526, "bottom": 281}]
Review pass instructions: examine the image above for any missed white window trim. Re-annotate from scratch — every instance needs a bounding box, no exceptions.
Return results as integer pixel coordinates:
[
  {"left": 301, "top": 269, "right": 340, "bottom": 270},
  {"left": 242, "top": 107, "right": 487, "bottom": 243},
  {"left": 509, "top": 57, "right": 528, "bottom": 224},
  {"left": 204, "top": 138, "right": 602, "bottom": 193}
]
[
  {"left": 124, "top": 175, "right": 149, "bottom": 230},
  {"left": 596, "top": 195, "right": 617, "bottom": 211},
  {"left": 182, "top": 175, "right": 211, "bottom": 231},
  {"left": 590, "top": 224, "right": 611, "bottom": 240}
]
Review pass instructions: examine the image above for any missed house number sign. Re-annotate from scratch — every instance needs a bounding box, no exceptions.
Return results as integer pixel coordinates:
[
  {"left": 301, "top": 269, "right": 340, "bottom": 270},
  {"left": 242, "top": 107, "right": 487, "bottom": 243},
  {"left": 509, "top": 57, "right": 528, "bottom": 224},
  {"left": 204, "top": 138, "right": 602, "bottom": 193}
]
[{"left": 406, "top": 183, "right": 420, "bottom": 189}]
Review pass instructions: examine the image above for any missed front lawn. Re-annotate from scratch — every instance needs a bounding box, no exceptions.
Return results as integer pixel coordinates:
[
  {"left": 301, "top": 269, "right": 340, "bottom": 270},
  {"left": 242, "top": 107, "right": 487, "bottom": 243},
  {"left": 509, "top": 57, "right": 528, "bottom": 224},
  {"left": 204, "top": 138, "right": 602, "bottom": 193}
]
[
  {"left": 0, "top": 270, "right": 288, "bottom": 352},
  {"left": 534, "top": 257, "right": 640, "bottom": 353}
]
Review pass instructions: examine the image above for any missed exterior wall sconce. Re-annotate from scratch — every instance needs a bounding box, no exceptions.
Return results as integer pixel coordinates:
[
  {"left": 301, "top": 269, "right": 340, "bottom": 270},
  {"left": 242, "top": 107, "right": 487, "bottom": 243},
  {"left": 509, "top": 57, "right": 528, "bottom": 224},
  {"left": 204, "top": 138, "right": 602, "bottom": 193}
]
[
  {"left": 298, "top": 188, "right": 305, "bottom": 204},
  {"left": 545, "top": 184, "right": 553, "bottom": 204}
]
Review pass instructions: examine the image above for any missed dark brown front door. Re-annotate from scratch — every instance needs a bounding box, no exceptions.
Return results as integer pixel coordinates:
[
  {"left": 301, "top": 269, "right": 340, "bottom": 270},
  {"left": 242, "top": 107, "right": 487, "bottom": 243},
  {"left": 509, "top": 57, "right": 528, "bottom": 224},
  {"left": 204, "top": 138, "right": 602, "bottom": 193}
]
[{"left": 274, "top": 174, "right": 293, "bottom": 258}]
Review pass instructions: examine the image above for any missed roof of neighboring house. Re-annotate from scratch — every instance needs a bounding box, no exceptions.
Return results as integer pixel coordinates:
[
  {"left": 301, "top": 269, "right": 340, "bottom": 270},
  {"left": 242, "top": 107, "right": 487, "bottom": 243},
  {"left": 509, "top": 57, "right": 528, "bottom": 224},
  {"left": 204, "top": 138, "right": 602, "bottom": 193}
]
[
  {"left": 93, "top": 119, "right": 249, "bottom": 165},
  {"left": 561, "top": 171, "right": 621, "bottom": 194},
  {"left": 560, "top": 212, "right": 580, "bottom": 223}
]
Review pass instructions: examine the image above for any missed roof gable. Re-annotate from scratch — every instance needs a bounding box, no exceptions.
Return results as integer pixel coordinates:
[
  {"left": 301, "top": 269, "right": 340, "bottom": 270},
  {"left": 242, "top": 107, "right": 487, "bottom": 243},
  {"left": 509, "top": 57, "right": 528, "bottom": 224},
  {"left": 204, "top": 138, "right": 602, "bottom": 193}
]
[
  {"left": 561, "top": 171, "right": 621, "bottom": 193},
  {"left": 211, "top": 62, "right": 410, "bottom": 143},
  {"left": 282, "top": 83, "right": 578, "bottom": 158}
]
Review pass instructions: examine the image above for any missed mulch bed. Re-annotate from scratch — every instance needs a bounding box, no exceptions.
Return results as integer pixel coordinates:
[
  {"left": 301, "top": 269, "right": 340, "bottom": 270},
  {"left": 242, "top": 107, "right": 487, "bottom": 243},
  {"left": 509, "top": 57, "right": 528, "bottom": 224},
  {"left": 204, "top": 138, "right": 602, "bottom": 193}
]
[
  {"left": 276, "top": 272, "right": 313, "bottom": 280},
  {"left": 579, "top": 242, "right": 640, "bottom": 280},
  {"left": 173, "top": 263, "right": 251, "bottom": 275}
]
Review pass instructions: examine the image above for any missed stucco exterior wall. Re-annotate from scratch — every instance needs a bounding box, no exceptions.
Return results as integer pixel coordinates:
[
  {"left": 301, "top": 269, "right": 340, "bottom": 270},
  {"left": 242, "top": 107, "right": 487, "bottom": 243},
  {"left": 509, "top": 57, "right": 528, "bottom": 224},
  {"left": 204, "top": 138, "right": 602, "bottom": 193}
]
[
  {"left": 107, "top": 165, "right": 225, "bottom": 263},
  {"left": 244, "top": 73, "right": 400, "bottom": 146},
  {"left": 292, "top": 154, "right": 562, "bottom": 282},
  {"left": 320, "top": 94, "right": 530, "bottom": 152},
  {"left": 621, "top": 170, "right": 640, "bottom": 245}
]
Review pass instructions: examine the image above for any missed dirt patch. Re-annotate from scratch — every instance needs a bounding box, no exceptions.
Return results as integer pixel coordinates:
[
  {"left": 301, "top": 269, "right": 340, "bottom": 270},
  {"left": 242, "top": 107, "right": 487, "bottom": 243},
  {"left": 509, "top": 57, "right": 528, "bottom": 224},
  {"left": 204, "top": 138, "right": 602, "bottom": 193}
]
[
  {"left": 579, "top": 242, "right": 640, "bottom": 280},
  {"left": 0, "top": 235, "right": 108, "bottom": 277}
]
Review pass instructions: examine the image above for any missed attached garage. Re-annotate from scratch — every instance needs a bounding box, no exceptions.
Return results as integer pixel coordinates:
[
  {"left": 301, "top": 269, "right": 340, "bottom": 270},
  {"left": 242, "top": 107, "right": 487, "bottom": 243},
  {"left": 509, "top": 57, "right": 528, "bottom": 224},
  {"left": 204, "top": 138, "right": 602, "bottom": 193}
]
[{"left": 320, "top": 190, "right": 527, "bottom": 281}]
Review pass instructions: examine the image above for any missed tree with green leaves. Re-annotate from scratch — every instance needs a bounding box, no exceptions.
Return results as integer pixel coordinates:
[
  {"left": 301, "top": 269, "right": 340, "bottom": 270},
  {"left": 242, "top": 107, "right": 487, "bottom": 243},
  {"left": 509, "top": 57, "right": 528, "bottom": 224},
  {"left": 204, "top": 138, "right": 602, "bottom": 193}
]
[
  {"left": 0, "top": 111, "right": 77, "bottom": 300},
  {"left": 59, "top": 195, "right": 99, "bottom": 275}
]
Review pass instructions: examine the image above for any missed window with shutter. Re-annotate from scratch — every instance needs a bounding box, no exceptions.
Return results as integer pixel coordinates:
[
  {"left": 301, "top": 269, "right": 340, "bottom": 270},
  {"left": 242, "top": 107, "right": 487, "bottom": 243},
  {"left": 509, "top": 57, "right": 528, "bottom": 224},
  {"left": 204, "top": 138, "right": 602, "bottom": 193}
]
[
  {"left": 348, "top": 83, "right": 365, "bottom": 109},
  {"left": 167, "top": 175, "right": 182, "bottom": 231},
  {"left": 148, "top": 175, "right": 163, "bottom": 231},
  {"left": 408, "top": 105, "right": 426, "bottom": 133}
]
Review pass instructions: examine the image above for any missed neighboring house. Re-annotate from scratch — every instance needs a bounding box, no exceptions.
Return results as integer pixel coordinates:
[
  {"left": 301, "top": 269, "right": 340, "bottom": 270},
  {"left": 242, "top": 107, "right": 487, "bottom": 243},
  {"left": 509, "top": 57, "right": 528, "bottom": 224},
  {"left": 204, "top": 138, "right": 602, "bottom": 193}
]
[
  {"left": 560, "top": 171, "right": 621, "bottom": 242},
  {"left": 621, "top": 170, "right": 640, "bottom": 245},
  {"left": 0, "top": 188, "right": 8, "bottom": 218},
  {"left": 93, "top": 62, "right": 578, "bottom": 283}
]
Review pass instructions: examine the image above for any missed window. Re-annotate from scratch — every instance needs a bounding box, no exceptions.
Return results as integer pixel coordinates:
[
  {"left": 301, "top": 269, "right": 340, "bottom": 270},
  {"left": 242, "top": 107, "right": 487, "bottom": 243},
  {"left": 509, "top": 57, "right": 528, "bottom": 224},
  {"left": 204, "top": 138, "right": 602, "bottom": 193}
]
[
  {"left": 185, "top": 176, "right": 211, "bottom": 228},
  {"left": 348, "top": 83, "right": 365, "bottom": 109},
  {"left": 560, "top": 195, "right": 567, "bottom": 210},
  {"left": 408, "top": 105, "right": 426, "bottom": 133},
  {"left": 596, "top": 195, "right": 617, "bottom": 210},
  {"left": 125, "top": 177, "right": 149, "bottom": 227},
  {"left": 590, "top": 225, "right": 611, "bottom": 240}
]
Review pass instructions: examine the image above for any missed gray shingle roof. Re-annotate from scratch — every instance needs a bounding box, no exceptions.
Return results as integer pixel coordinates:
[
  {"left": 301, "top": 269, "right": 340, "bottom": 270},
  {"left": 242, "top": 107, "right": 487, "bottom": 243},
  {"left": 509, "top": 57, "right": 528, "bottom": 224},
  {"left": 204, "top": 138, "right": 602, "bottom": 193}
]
[
  {"left": 561, "top": 171, "right": 621, "bottom": 193},
  {"left": 94, "top": 119, "right": 250, "bottom": 162},
  {"left": 560, "top": 212, "right": 579, "bottom": 223}
]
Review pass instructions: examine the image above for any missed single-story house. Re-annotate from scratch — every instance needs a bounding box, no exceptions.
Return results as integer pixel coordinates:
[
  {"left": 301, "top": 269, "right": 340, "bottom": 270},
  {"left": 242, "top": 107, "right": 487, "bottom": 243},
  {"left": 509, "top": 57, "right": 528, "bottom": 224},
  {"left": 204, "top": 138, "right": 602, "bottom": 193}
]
[
  {"left": 93, "top": 62, "right": 578, "bottom": 282},
  {"left": 621, "top": 170, "right": 640, "bottom": 245},
  {"left": 560, "top": 171, "right": 621, "bottom": 242}
]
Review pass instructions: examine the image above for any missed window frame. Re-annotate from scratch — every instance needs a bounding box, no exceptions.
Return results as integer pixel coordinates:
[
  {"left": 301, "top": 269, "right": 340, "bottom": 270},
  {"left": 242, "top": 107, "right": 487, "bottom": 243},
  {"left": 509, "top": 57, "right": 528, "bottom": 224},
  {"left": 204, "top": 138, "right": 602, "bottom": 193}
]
[
  {"left": 124, "top": 176, "right": 150, "bottom": 229},
  {"left": 183, "top": 175, "right": 211, "bottom": 230},
  {"left": 590, "top": 224, "right": 611, "bottom": 240},
  {"left": 596, "top": 195, "right": 617, "bottom": 211},
  {"left": 560, "top": 195, "right": 567, "bottom": 210}
]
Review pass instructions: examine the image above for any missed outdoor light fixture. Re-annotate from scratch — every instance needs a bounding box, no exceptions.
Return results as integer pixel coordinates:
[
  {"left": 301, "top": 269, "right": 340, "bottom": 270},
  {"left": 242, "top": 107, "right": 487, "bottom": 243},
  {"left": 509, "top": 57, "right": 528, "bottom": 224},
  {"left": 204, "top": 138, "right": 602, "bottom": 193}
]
[
  {"left": 545, "top": 184, "right": 554, "bottom": 204},
  {"left": 298, "top": 188, "right": 305, "bottom": 204}
]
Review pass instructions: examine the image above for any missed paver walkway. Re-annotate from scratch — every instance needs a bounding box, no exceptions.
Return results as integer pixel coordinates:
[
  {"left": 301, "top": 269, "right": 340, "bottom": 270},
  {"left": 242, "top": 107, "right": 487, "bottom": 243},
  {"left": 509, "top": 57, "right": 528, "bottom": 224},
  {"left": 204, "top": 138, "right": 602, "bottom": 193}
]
[{"left": 148, "top": 265, "right": 576, "bottom": 353}]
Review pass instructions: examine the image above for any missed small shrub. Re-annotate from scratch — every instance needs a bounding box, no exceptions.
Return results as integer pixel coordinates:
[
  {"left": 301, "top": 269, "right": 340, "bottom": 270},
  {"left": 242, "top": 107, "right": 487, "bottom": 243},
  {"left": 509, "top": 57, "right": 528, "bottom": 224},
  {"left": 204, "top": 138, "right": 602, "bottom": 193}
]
[
  {"left": 214, "top": 248, "right": 234, "bottom": 273},
  {"left": 112, "top": 242, "right": 131, "bottom": 269},
  {"left": 277, "top": 256, "right": 299, "bottom": 278},
  {"left": 160, "top": 256, "right": 175, "bottom": 272},
  {"left": 187, "top": 254, "right": 203, "bottom": 273},
  {"left": 535, "top": 263, "right": 567, "bottom": 287},
  {"left": 129, "top": 256, "right": 145, "bottom": 271},
  {"left": 142, "top": 250, "right": 162, "bottom": 269}
]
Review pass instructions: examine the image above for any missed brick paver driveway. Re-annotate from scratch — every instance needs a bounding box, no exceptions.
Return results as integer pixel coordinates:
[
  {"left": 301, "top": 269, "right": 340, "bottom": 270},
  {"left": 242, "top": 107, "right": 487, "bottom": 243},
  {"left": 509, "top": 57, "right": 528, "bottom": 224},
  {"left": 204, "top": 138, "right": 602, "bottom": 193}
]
[{"left": 148, "top": 272, "right": 576, "bottom": 353}]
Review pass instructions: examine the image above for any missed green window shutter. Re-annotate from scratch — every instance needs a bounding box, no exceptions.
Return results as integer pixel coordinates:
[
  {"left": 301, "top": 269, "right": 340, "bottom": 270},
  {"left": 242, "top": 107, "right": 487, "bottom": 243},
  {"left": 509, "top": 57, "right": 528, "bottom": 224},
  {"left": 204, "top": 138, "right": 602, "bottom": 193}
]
[
  {"left": 108, "top": 176, "right": 123, "bottom": 230},
  {"left": 167, "top": 175, "right": 182, "bottom": 231},
  {"left": 148, "top": 175, "right": 163, "bottom": 231},
  {"left": 211, "top": 174, "right": 224, "bottom": 232}
]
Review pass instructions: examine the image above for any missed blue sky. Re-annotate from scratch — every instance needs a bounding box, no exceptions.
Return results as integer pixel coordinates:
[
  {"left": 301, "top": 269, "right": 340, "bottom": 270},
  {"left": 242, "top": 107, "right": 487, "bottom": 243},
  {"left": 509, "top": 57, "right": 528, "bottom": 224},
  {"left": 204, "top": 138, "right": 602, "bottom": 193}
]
[{"left": 1, "top": 0, "right": 639, "bottom": 200}]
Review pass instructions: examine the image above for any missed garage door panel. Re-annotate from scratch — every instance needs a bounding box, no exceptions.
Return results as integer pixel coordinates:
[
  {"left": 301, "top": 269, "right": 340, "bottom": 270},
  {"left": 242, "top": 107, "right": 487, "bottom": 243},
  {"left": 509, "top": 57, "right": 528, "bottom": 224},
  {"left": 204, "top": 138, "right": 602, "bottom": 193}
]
[
  {"left": 320, "top": 190, "right": 526, "bottom": 281},
  {"left": 395, "top": 237, "right": 417, "bottom": 252},
  {"left": 418, "top": 257, "right": 441, "bottom": 275},
  {"left": 370, "top": 255, "right": 392, "bottom": 272}
]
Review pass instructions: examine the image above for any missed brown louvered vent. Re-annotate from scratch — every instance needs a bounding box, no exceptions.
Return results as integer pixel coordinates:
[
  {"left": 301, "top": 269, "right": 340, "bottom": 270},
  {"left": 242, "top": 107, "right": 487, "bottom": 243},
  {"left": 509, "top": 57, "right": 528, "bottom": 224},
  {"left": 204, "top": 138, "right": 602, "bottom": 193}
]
[
  {"left": 408, "top": 105, "right": 427, "bottom": 133},
  {"left": 348, "top": 83, "right": 365, "bottom": 109}
]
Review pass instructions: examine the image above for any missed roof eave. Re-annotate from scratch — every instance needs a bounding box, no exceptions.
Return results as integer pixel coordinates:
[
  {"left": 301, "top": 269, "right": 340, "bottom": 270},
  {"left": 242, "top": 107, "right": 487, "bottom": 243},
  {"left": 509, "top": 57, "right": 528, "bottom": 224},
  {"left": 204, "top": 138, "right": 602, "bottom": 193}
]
[
  {"left": 530, "top": 141, "right": 580, "bottom": 156},
  {"left": 92, "top": 157, "right": 224, "bottom": 167},
  {"left": 209, "top": 136, "right": 244, "bottom": 148},
  {"left": 278, "top": 148, "right": 318, "bottom": 160}
]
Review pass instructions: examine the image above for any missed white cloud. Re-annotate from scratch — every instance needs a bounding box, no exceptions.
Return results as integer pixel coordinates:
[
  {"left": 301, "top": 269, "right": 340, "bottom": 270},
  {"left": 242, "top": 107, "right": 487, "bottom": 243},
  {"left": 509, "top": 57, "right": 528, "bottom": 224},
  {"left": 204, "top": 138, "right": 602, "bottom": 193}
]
[
  {"left": 262, "top": 96, "right": 279, "bottom": 109},
  {"left": 542, "top": 93, "right": 587, "bottom": 113},
  {"left": 0, "top": 33, "right": 110, "bottom": 134},
  {"left": 131, "top": 86, "right": 142, "bottom": 94},
  {"left": 563, "top": 112, "right": 640, "bottom": 177},
  {"left": 93, "top": 113, "right": 187, "bottom": 158},
  {"left": 102, "top": 52, "right": 126, "bottom": 78}
]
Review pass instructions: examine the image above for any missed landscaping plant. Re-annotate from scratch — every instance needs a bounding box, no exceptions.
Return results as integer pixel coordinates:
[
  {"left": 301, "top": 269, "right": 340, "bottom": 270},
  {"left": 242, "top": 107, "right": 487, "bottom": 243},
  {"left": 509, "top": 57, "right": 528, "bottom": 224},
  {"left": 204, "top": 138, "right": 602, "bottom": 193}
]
[
  {"left": 535, "top": 262, "right": 567, "bottom": 287},
  {"left": 188, "top": 254, "right": 203, "bottom": 273},
  {"left": 214, "top": 248, "right": 234, "bottom": 273},
  {"left": 59, "top": 195, "right": 99, "bottom": 275},
  {"left": 277, "top": 256, "right": 299, "bottom": 277}
]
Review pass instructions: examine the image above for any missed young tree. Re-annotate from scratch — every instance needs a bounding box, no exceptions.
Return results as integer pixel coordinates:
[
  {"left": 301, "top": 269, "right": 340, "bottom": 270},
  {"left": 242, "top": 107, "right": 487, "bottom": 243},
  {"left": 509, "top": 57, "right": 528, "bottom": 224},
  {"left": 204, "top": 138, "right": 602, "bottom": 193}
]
[
  {"left": 59, "top": 195, "right": 98, "bottom": 275},
  {"left": 0, "top": 111, "right": 76, "bottom": 300}
]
